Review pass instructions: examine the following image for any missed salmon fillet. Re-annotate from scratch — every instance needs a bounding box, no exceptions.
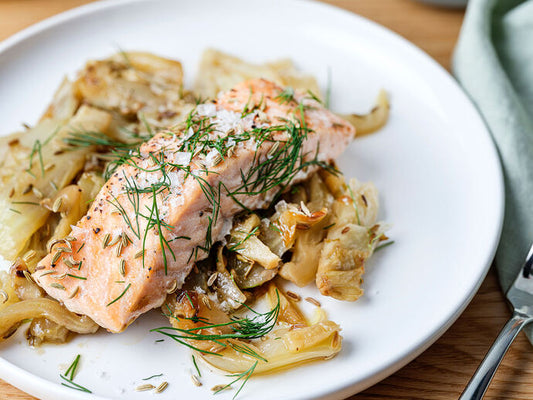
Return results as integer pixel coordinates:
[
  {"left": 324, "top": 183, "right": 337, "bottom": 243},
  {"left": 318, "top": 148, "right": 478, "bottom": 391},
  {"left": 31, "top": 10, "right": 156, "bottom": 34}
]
[{"left": 32, "top": 79, "right": 354, "bottom": 333}]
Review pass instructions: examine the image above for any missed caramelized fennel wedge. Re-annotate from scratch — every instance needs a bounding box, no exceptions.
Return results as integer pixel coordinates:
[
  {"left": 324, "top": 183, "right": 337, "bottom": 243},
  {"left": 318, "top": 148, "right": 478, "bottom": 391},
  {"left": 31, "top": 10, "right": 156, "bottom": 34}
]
[{"left": 0, "top": 298, "right": 98, "bottom": 340}]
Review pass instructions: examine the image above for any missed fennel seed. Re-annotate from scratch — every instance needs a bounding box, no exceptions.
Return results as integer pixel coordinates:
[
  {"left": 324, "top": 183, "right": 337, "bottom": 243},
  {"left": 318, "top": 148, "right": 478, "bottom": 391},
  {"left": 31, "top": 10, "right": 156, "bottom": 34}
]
[
  {"left": 22, "top": 184, "right": 33, "bottom": 195},
  {"left": 39, "top": 270, "right": 56, "bottom": 277},
  {"left": 102, "top": 233, "right": 111, "bottom": 249},
  {"left": 107, "top": 234, "right": 121, "bottom": 247},
  {"left": 300, "top": 201, "right": 311, "bottom": 217},
  {"left": 305, "top": 297, "right": 321, "bottom": 307},
  {"left": 68, "top": 286, "right": 80, "bottom": 299},
  {"left": 119, "top": 259, "right": 126, "bottom": 277},
  {"left": 55, "top": 246, "right": 72, "bottom": 253},
  {"left": 134, "top": 249, "right": 144, "bottom": 259},
  {"left": 121, "top": 232, "right": 130, "bottom": 247},
  {"left": 166, "top": 280, "right": 178, "bottom": 294},
  {"left": 0, "top": 290, "right": 8, "bottom": 304},
  {"left": 50, "top": 283, "right": 65, "bottom": 290},
  {"left": 52, "top": 197, "right": 63, "bottom": 213},
  {"left": 32, "top": 187, "right": 44, "bottom": 199},
  {"left": 267, "top": 141, "right": 280, "bottom": 158},
  {"left": 155, "top": 381, "right": 168, "bottom": 393},
  {"left": 191, "top": 374, "right": 202, "bottom": 387},
  {"left": 48, "top": 238, "right": 67, "bottom": 252},
  {"left": 286, "top": 291, "right": 301, "bottom": 302},
  {"left": 115, "top": 241, "right": 123, "bottom": 257},
  {"left": 65, "top": 236, "right": 77, "bottom": 242},
  {"left": 207, "top": 272, "right": 218, "bottom": 287},
  {"left": 201, "top": 296, "right": 212, "bottom": 310},
  {"left": 135, "top": 384, "right": 155, "bottom": 392},
  {"left": 44, "top": 163, "right": 55, "bottom": 171},
  {"left": 51, "top": 251, "right": 62, "bottom": 265},
  {"left": 211, "top": 384, "right": 231, "bottom": 392},
  {"left": 23, "top": 270, "right": 35, "bottom": 284},
  {"left": 211, "top": 153, "right": 223, "bottom": 166},
  {"left": 22, "top": 250, "right": 37, "bottom": 263}
]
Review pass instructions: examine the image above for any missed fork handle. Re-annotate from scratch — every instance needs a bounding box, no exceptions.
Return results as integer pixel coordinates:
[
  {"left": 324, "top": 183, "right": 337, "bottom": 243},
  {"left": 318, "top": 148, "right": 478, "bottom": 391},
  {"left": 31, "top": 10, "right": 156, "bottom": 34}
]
[{"left": 459, "top": 310, "right": 533, "bottom": 400}]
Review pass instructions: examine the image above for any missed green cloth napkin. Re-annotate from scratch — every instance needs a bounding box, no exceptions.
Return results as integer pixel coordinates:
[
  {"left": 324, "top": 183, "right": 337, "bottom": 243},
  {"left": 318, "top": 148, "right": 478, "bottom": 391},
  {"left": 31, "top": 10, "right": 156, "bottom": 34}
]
[{"left": 454, "top": 1, "right": 533, "bottom": 299}]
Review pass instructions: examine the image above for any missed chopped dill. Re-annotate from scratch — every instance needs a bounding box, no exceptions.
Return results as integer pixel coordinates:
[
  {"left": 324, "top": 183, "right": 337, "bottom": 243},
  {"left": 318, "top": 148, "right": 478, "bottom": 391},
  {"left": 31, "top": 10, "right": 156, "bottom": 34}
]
[
  {"left": 65, "top": 354, "right": 80, "bottom": 381},
  {"left": 11, "top": 201, "right": 40, "bottom": 206},
  {"left": 374, "top": 240, "right": 394, "bottom": 252},
  {"left": 325, "top": 67, "right": 332, "bottom": 109},
  {"left": 142, "top": 373, "right": 163, "bottom": 381},
  {"left": 268, "top": 223, "right": 281, "bottom": 234},
  {"left": 28, "top": 139, "right": 45, "bottom": 177},
  {"left": 306, "top": 90, "right": 323, "bottom": 104},
  {"left": 153, "top": 291, "right": 280, "bottom": 359},
  {"left": 106, "top": 283, "right": 131, "bottom": 306},
  {"left": 66, "top": 274, "right": 87, "bottom": 280},
  {"left": 214, "top": 361, "right": 258, "bottom": 400},
  {"left": 275, "top": 87, "right": 295, "bottom": 105},
  {"left": 346, "top": 184, "right": 361, "bottom": 225},
  {"left": 60, "top": 354, "right": 92, "bottom": 394},
  {"left": 192, "top": 355, "right": 202, "bottom": 377},
  {"left": 185, "top": 292, "right": 195, "bottom": 309},
  {"left": 8, "top": 208, "right": 21, "bottom": 214},
  {"left": 228, "top": 226, "right": 259, "bottom": 251}
]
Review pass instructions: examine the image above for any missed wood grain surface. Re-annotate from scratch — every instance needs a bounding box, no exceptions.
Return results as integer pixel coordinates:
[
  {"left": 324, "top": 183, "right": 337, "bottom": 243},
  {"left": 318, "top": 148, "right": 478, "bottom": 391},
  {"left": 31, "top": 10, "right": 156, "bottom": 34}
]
[{"left": 0, "top": 1, "right": 530, "bottom": 399}]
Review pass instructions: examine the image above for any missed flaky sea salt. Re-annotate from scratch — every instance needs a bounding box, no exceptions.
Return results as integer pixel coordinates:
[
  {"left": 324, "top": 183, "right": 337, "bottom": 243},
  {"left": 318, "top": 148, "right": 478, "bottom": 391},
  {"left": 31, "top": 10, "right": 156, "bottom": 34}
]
[{"left": 196, "top": 103, "right": 217, "bottom": 117}]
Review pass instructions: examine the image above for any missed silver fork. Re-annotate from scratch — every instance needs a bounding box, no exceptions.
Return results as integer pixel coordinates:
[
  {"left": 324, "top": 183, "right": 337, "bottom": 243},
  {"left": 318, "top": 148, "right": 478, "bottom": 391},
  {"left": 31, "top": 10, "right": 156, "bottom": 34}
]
[{"left": 459, "top": 243, "right": 533, "bottom": 400}]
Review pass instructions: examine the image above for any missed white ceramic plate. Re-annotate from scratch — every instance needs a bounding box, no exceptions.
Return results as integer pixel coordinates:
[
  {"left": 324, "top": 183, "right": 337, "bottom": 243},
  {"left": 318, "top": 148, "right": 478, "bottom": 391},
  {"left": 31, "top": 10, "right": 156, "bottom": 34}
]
[{"left": 0, "top": 1, "right": 504, "bottom": 399}]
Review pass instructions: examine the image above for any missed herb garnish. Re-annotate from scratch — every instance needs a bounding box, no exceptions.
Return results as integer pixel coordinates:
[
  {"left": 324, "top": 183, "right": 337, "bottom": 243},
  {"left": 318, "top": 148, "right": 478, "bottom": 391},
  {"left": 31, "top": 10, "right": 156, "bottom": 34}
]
[
  {"left": 192, "top": 355, "right": 202, "bottom": 377},
  {"left": 60, "top": 354, "right": 92, "bottom": 393},
  {"left": 275, "top": 87, "right": 295, "bottom": 105},
  {"left": 374, "top": 240, "right": 394, "bottom": 252},
  {"left": 106, "top": 283, "right": 131, "bottom": 306},
  {"left": 153, "top": 291, "right": 280, "bottom": 360},
  {"left": 228, "top": 226, "right": 259, "bottom": 251},
  {"left": 142, "top": 373, "right": 163, "bottom": 381},
  {"left": 214, "top": 361, "right": 258, "bottom": 400}
]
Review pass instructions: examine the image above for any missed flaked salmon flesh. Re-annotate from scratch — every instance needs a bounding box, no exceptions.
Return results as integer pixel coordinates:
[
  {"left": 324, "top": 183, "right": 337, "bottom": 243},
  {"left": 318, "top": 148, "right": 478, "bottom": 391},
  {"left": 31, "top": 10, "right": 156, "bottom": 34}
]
[{"left": 32, "top": 79, "right": 355, "bottom": 332}]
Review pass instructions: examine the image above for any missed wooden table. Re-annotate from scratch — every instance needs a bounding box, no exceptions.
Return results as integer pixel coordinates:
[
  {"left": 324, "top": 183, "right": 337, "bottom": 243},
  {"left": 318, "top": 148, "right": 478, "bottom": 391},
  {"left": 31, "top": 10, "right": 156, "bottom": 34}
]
[{"left": 1, "top": 1, "right": 532, "bottom": 399}]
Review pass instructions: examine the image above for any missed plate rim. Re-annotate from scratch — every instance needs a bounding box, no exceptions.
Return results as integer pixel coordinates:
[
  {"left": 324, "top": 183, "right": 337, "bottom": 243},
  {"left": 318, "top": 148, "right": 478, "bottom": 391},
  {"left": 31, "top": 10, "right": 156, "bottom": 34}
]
[{"left": 0, "top": 0, "right": 505, "bottom": 399}]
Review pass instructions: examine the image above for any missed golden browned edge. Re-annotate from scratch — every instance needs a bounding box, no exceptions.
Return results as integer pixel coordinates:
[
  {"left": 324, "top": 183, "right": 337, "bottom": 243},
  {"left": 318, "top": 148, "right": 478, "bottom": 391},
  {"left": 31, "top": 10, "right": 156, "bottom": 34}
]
[{"left": 1, "top": 1, "right": 530, "bottom": 400}]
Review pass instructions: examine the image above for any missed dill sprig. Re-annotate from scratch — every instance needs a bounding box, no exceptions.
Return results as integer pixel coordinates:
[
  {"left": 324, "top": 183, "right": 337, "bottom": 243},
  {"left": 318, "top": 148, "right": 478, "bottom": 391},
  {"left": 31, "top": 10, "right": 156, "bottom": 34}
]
[
  {"left": 62, "top": 128, "right": 155, "bottom": 180},
  {"left": 306, "top": 90, "right": 323, "bottom": 105},
  {"left": 346, "top": 184, "right": 361, "bottom": 225},
  {"left": 153, "top": 292, "right": 280, "bottom": 359},
  {"left": 63, "top": 130, "right": 131, "bottom": 149},
  {"left": 215, "top": 361, "right": 258, "bottom": 400},
  {"left": 60, "top": 354, "right": 92, "bottom": 393},
  {"left": 325, "top": 67, "right": 332, "bottom": 109},
  {"left": 275, "top": 87, "right": 295, "bottom": 105},
  {"left": 228, "top": 226, "right": 259, "bottom": 251},
  {"left": 192, "top": 355, "right": 202, "bottom": 377},
  {"left": 374, "top": 240, "right": 394, "bottom": 252},
  {"left": 106, "top": 283, "right": 131, "bottom": 306},
  {"left": 27, "top": 139, "right": 45, "bottom": 177},
  {"left": 142, "top": 373, "right": 163, "bottom": 381}
]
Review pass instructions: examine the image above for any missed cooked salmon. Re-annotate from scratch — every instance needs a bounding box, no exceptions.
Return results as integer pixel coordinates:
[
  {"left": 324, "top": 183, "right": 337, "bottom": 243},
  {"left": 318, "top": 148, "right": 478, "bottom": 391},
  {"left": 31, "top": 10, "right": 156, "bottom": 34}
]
[{"left": 32, "top": 79, "right": 355, "bottom": 333}]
